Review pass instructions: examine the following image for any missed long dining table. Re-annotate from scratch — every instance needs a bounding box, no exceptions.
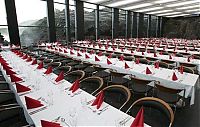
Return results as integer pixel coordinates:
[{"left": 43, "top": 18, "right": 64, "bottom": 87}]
[
  {"left": 0, "top": 50, "right": 150, "bottom": 127},
  {"left": 43, "top": 46, "right": 199, "bottom": 106}
]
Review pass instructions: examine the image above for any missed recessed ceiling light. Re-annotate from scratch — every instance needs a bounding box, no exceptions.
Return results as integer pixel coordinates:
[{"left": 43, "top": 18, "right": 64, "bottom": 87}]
[
  {"left": 157, "top": 12, "right": 182, "bottom": 16},
  {"left": 135, "top": 7, "right": 163, "bottom": 12},
  {"left": 107, "top": 0, "right": 140, "bottom": 7},
  {"left": 166, "top": 14, "right": 190, "bottom": 17},
  {"left": 154, "top": 0, "right": 177, "bottom": 4},
  {"left": 147, "top": 10, "right": 173, "bottom": 14},
  {"left": 185, "top": 8, "right": 200, "bottom": 12},
  {"left": 123, "top": 3, "right": 153, "bottom": 10},
  {"left": 177, "top": 5, "right": 200, "bottom": 10},
  {"left": 166, "top": 0, "right": 199, "bottom": 7}
]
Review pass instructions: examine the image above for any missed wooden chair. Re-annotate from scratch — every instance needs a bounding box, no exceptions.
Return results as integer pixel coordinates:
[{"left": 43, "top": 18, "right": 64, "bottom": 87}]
[{"left": 64, "top": 70, "right": 85, "bottom": 83}]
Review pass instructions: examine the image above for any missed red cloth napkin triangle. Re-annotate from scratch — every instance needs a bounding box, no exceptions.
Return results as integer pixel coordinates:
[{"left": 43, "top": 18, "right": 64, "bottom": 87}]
[
  {"left": 159, "top": 51, "right": 163, "bottom": 55},
  {"left": 107, "top": 59, "right": 112, "bottom": 65},
  {"left": 22, "top": 54, "right": 28, "bottom": 59},
  {"left": 146, "top": 67, "right": 152, "bottom": 74},
  {"left": 41, "top": 120, "right": 61, "bottom": 127},
  {"left": 69, "top": 80, "right": 80, "bottom": 93},
  {"left": 3, "top": 64, "right": 12, "bottom": 70},
  {"left": 125, "top": 62, "right": 130, "bottom": 69},
  {"left": 154, "top": 53, "right": 157, "bottom": 57},
  {"left": 19, "top": 53, "right": 24, "bottom": 57},
  {"left": 77, "top": 52, "right": 82, "bottom": 57},
  {"left": 108, "top": 53, "right": 112, "bottom": 58},
  {"left": 172, "top": 72, "right": 178, "bottom": 81},
  {"left": 95, "top": 56, "right": 100, "bottom": 61},
  {"left": 16, "top": 82, "right": 31, "bottom": 93},
  {"left": 26, "top": 56, "right": 32, "bottom": 62},
  {"left": 119, "top": 55, "right": 124, "bottom": 61},
  {"left": 44, "top": 66, "right": 53, "bottom": 74},
  {"left": 90, "top": 50, "right": 94, "bottom": 54},
  {"left": 179, "top": 65, "right": 184, "bottom": 74},
  {"left": 169, "top": 55, "right": 172, "bottom": 59},
  {"left": 92, "top": 91, "right": 104, "bottom": 109},
  {"left": 147, "top": 50, "right": 150, "bottom": 53},
  {"left": 85, "top": 54, "right": 90, "bottom": 59},
  {"left": 135, "top": 58, "right": 140, "bottom": 64},
  {"left": 121, "top": 48, "right": 124, "bottom": 52},
  {"left": 154, "top": 62, "right": 159, "bottom": 69},
  {"left": 31, "top": 59, "right": 37, "bottom": 65},
  {"left": 187, "top": 57, "right": 190, "bottom": 62},
  {"left": 59, "top": 48, "right": 62, "bottom": 52},
  {"left": 55, "top": 71, "right": 64, "bottom": 82},
  {"left": 25, "top": 96, "right": 43, "bottom": 109},
  {"left": 70, "top": 51, "right": 74, "bottom": 55},
  {"left": 98, "top": 51, "right": 102, "bottom": 56},
  {"left": 10, "top": 74, "right": 23, "bottom": 82},
  {"left": 37, "top": 62, "right": 43, "bottom": 69},
  {"left": 6, "top": 69, "right": 16, "bottom": 75},
  {"left": 64, "top": 49, "right": 68, "bottom": 53},
  {"left": 130, "top": 107, "right": 144, "bottom": 127},
  {"left": 142, "top": 52, "right": 144, "bottom": 55}
]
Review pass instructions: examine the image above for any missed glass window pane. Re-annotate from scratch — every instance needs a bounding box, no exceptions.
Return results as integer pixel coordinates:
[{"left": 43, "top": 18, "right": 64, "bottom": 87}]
[
  {"left": 70, "top": 5, "right": 75, "bottom": 41},
  {"left": 84, "top": 8, "right": 95, "bottom": 40},
  {"left": 119, "top": 13, "right": 126, "bottom": 38},
  {"left": 0, "top": 0, "right": 7, "bottom": 25},
  {"left": 99, "top": 11, "right": 112, "bottom": 39},
  {"left": 0, "top": 26, "right": 9, "bottom": 42}
]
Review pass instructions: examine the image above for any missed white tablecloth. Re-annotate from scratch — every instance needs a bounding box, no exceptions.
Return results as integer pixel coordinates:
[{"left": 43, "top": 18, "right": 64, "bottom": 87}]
[
  {"left": 0, "top": 51, "right": 150, "bottom": 127},
  {"left": 45, "top": 47, "right": 199, "bottom": 105}
]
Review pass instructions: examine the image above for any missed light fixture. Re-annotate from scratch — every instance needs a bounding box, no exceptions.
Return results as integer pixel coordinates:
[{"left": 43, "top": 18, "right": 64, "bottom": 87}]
[
  {"left": 135, "top": 7, "right": 163, "bottom": 12},
  {"left": 154, "top": 0, "right": 177, "bottom": 4},
  {"left": 185, "top": 8, "right": 200, "bottom": 12},
  {"left": 166, "top": 14, "right": 190, "bottom": 17},
  {"left": 123, "top": 3, "right": 152, "bottom": 10},
  {"left": 147, "top": 9, "right": 173, "bottom": 14},
  {"left": 157, "top": 12, "right": 182, "bottom": 16},
  {"left": 177, "top": 5, "right": 200, "bottom": 10},
  {"left": 166, "top": 0, "right": 199, "bottom": 7},
  {"left": 86, "top": 0, "right": 108, "bottom": 3},
  {"left": 107, "top": 0, "right": 140, "bottom": 7}
]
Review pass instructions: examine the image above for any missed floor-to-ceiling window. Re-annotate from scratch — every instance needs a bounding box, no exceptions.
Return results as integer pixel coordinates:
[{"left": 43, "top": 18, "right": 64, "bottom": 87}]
[
  {"left": 143, "top": 14, "right": 148, "bottom": 38},
  {"left": 69, "top": 1, "right": 76, "bottom": 41},
  {"left": 0, "top": 0, "right": 9, "bottom": 43},
  {"left": 84, "top": 3, "right": 96, "bottom": 40},
  {"left": 99, "top": 6, "right": 112, "bottom": 40},
  {"left": 151, "top": 15, "right": 157, "bottom": 37},
  {"left": 15, "top": 0, "right": 48, "bottom": 46},
  {"left": 118, "top": 9, "right": 126, "bottom": 39}
]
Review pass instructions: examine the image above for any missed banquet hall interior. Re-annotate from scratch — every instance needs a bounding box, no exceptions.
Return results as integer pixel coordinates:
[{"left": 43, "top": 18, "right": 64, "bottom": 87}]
[{"left": 0, "top": 0, "right": 200, "bottom": 127}]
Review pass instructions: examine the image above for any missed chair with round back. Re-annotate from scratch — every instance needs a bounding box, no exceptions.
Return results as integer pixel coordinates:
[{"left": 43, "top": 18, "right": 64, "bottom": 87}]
[
  {"left": 53, "top": 65, "right": 72, "bottom": 75},
  {"left": 126, "top": 97, "right": 174, "bottom": 127},
  {"left": 178, "top": 66, "right": 194, "bottom": 74},
  {"left": 159, "top": 61, "right": 169, "bottom": 69},
  {"left": 64, "top": 70, "right": 85, "bottom": 83},
  {"left": 80, "top": 76, "right": 103, "bottom": 95},
  {"left": 95, "top": 85, "right": 131, "bottom": 110},
  {"left": 179, "top": 63, "right": 197, "bottom": 74},
  {"left": 46, "top": 62, "right": 62, "bottom": 69}
]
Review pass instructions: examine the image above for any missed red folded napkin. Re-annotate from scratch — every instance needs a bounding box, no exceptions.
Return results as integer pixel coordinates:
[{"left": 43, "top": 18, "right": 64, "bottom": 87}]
[
  {"left": 98, "top": 51, "right": 102, "bottom": 56},
  {"left": 131, "top": 50, "right": 134, "bottom": 54},
  {"left": 172, "top": 72, "right": 178, "bottom": 81},
  {"left": 59, "top": 48, "right": 62, "bottom": 52},
  {"left": 10, "top": 74, "right": 23, "bottom": 82},
  {"left": 146, "top": 67, "right": 152, "bottom": 74},
  {"left": 64, "top": 49, "right": 68, "bottom": 53},
  {"left": 159, "top": 51, "right": 163, "bottom": 55},
  {"left": 70, "top": 51, "right": 74, "bottom": 55},
  {"left": 119, "top": 55, "right": 124, "bottom": 61},
  {"left": 107, "top": 59, "right": 112, "bottom": 65},
  {"left": 125, "top": 62, "right": 130, "bottom": 69},
  {"left": 142, "top": 52, "right": 144, "bottom": 55},
  {"left": 16, "top": 82, "right": 31, "bottom": 93},
  {"left": 130, "top": 107, "right": 144, "bottom": 127},
  {"left": 41, "top": 120, "right": 61, "bottom": 127},
  {"left": 121, "top": 48, "right": 124, "bottom": 52},
  {"left": 25, "top": 96, "right": 43, "bottom": 109},
  {"left": 77, "top": 52, "right": 82, "bottom": 57},
  {"left": 69, "top": 80, "right": 80, "bottom": 93},
  {"left": 169, "top": 55, "right": 172, "bottom": 59},
  {"left": 6, "top": 69, "right": 16, "bottom": 75},
  {"left": 85, "top": 54, "right": 90, "bottom": 59},
  {"left": 19, "top": 53, "right": 24, "bottom": 57},
  {"left": 154, "top": 62, "right": 159, "bottom": 69},
  {"left": 26, "top": 56, "right": 32, "bottom": 62},
  {"left": 55, "top": 71, "right": 64, "bottom": 82},
  {"left": 95, "top": 56, "right": 100, "bottom": 61},
  {"left": 22, "top": 54, "right": 28, "bottom": 59},
  {"left": 44, "top": 66, "right": 53, "bottom": 75},
  {"left": 92, "top": 91, "right": 104, "bottom": 109},
  {"left": 187, "top": 57, "right": 190, "bottom": 62},
  {"left": 37, "top": 61, "right": 43, "bottom": 69},
  {"left": 135, "top": 58, "right": 140, "bottom": 64},
  {"left": 147, "top": 50, "right": 150, "bottom": 53},
  {"left": 179, "top": 65, "right": 184, "bottom": 74},
  {"left": 90, "top": 50, "right": 94, "bottom": 54},
  {"left": 31, "top": 59, "right": 37, "bottom": 65},
  {"left": 154, "top": 53, "right": 157, "bottom": 57}
]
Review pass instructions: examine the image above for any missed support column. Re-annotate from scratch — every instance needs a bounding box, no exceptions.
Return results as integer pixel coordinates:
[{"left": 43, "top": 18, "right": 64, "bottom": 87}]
[
  {"left": 4, "top": 0, "right": 20, "bottom": 46},
  {"left": 75, "top": 0, "right": 84, "bottom": 40},
  {"left": 138, "top": 13, "right": 144, "bottom": 38},
  {"left": 47, "top": 0, "right": 56, "bottom": 43},
  {"left": 161, "top": 17, "right": 168, "bottom": 37},
  {"left": 126, "top": 11, "right": 131, "bottom": 39},
  {"left": 148, "top": 15, "right": 151, "bottom": 38},
  {"left": 157, "top": 16, "right": 161, "bottom": 37},
  {"left": 112, "top": 8, "right": 119, "bottom": 39},
  {"left": 95, "top": 5, "right": 100, "bottom": 40},
  {"left": 132, "top": 12, "right": 137, "bottom": 38},
  {"left": 65, "top": 0, "right": 71, "bottom": 44}
]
